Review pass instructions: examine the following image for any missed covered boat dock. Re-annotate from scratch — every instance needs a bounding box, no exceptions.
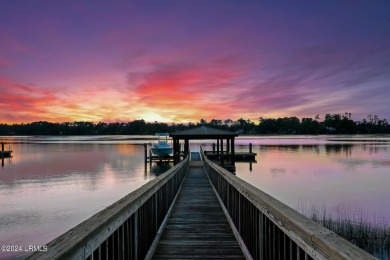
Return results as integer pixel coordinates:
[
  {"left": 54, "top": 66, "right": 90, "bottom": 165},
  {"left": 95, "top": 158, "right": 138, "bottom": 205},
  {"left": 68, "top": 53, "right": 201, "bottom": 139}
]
[{"left": 169, "top": 126, "right": 240, "bottom": 165}]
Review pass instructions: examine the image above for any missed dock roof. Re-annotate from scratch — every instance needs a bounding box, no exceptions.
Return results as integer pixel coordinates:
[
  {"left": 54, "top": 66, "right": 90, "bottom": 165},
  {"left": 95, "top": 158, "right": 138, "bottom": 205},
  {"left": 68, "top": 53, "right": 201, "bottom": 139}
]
[{"left": 169, "top": 126, "right": 239, "bottom": 139}]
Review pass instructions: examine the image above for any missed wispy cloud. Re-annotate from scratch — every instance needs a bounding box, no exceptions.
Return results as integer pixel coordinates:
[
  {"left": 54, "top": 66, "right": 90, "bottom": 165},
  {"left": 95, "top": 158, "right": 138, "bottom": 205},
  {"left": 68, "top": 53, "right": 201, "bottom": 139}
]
[{"left": 1, "top": 1, "right": 389, "bottom": 122}]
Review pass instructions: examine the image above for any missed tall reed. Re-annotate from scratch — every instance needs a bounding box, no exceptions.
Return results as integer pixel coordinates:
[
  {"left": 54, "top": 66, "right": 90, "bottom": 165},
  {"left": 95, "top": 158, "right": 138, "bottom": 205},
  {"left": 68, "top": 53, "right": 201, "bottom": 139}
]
[{"left": 295, "top": 201, "right": 390, "bottom": 259}]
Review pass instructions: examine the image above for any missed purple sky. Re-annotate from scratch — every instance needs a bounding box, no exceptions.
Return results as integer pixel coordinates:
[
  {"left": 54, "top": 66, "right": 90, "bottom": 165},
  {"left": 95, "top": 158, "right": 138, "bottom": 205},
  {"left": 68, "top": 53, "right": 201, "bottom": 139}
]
[{"left": 1, "top": 0, "right": 389, "bottom": 123}]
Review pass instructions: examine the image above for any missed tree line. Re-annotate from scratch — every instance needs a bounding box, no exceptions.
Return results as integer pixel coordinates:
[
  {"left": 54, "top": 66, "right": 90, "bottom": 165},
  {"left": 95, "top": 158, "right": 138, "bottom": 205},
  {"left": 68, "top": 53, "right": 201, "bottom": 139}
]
[{"left": 0, "top": 113, "right": 389, "bottom": 135}]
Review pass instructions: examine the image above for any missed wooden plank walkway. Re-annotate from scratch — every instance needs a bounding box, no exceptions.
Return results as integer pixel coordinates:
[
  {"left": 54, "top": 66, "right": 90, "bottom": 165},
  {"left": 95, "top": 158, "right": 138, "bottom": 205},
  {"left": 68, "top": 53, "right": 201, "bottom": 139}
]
[{"left": 152, "top": 160, "right": 244, "bottom": 259}]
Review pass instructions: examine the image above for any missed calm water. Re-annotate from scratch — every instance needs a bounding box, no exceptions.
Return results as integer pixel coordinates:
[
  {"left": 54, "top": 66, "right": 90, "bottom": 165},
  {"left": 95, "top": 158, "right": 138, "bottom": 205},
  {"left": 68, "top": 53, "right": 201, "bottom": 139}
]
[
  {"left": 1, "top": 135, "right": 390, "bottom": 259},
  {"left": 233, "top": 136, "right": 390, "bottom": 223},
  {"left": 0, "top": 136, "right": 170, "bottom": 259}
]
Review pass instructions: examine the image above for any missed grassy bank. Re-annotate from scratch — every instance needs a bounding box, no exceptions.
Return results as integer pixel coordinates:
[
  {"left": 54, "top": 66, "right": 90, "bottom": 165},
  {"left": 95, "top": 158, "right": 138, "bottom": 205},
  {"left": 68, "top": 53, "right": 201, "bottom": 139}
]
[{"left": 295, "top": 202, "right": 390, "bottom": 259}]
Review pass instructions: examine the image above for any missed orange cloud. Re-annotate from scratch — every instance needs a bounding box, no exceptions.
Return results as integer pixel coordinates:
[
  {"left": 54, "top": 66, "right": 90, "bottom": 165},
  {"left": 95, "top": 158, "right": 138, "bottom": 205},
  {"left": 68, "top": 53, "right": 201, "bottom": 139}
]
[
  {"left": 0, "top": 78, "right": 66, "bottom": 123},
  {"left": 130, "top": 57, "right": 246, "bottom": 122}
]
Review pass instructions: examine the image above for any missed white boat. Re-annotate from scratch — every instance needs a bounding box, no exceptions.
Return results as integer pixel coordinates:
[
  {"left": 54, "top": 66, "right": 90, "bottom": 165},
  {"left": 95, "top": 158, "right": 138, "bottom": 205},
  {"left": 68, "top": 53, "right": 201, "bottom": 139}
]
[{"left": 150, "top": 133, "right": 173, "bottom": 157}]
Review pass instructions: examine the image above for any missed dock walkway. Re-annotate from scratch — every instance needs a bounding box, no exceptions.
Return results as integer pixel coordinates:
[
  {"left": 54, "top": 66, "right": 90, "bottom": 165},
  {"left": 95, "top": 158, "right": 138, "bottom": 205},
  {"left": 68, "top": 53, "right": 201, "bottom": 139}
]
[{"left": 152, "top": 157, "right": 244, "bottom": 259}]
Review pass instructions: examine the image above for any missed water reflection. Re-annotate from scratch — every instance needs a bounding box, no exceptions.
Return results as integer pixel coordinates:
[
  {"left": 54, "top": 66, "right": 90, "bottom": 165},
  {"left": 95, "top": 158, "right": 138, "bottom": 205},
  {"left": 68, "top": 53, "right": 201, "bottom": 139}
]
[
  {"left": 325, "top": 144, "right": 353, "bottom": 157},
  {"left": 0, "top": 142, "right": 156, "bottom": 259},
  {"left": 257, "top": 144, "right": 354, "bottom": 157},
  {"left": 149, "top": 162, "right": 174, "bottom": 176},
  {"left": 301, "top": 145, "right": 320, "bottom": 154},
  {"left": 362, "top": 143, "right": 389, "bottom": 154},
  {"left": 1, "top": 135, "right": 390, "bottom": 258},
  {"left": 1, "top": 157, "right": 12, "bottom": 167},
  {"left": 236, "top": 139, "right": 390, "bottom": 225}
]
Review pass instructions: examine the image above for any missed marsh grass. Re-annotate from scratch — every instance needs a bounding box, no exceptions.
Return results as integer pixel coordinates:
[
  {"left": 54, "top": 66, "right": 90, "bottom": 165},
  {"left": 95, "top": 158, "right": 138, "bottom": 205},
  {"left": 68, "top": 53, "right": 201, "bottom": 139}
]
[{"left": 295, "top": 202, "right": 390, "bottom": 259}]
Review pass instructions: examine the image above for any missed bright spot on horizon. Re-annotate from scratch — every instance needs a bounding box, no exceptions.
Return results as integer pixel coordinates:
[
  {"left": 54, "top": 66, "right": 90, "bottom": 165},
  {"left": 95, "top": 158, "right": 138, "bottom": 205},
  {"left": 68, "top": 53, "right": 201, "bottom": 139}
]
[{"left": 141, "top": 112, "right": 171, "bottom": 123}]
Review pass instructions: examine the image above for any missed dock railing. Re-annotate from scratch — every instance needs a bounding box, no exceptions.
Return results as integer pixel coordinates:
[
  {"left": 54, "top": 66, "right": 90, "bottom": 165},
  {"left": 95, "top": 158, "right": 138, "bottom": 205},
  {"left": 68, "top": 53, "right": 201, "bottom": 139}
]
[
  {"left": 203, "top": 156, "right": 375, "bottom": 260},
  {"left": 28, "top": 156, "right": 189, "bottom": 260}
]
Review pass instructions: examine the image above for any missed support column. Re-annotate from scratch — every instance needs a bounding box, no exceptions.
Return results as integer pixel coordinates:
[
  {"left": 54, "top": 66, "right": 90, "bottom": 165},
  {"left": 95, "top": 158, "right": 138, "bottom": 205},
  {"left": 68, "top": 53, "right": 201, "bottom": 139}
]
[
  {"left": 173, "top": 138, "right": 176, "bottom": 163},
  {"left": 174, "top": 138, "right": 180, "bottom": 164},
  {"left": 217, "top": 139, "right": 220, "bottom": 159},
  {"left": 227, "top": 138, "right": 230, "bottom": 158},
  {"left": 231, "top": 138, "right": 235, "bottom": 165},
  {"left": 184, "top": 139, "right": 189, "bottom": 157},
  {"left": 220, "top": 139, "right": 224, "bottom": 165},
  {"left": 144, "top": 143, "right": 147, "bottom": 165}
]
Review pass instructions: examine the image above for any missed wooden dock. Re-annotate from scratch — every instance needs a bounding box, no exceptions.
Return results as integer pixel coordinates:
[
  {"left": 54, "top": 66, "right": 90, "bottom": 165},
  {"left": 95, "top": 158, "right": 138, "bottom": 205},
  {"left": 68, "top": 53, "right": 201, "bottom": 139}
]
[{"left": 153, "top": 160, "right": 244, "bottom": 259}]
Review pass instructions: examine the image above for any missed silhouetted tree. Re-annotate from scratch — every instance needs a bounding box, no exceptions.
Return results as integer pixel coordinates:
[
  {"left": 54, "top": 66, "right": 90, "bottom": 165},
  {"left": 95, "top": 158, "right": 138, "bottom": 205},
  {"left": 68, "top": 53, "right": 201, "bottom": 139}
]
[{"left": 1, "top": 113, "right": 389, "bottom": 135}]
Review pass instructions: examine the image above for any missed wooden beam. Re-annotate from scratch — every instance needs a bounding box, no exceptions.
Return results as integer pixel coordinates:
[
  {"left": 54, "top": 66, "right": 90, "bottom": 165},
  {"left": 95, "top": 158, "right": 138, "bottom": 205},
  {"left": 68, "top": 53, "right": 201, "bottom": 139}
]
[
  {"left": 220, "top": 138, "right": 224, "bottom": 165},
  {"left": 231, "top": 138, "right": 235, "bottom": 164}
]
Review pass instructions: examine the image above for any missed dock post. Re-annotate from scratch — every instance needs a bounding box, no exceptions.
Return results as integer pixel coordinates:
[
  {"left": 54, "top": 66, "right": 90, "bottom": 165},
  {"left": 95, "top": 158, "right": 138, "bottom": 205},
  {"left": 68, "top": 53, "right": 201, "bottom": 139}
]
[
  {"left": 1, "top": 142, "right": 4, "bottom": 152},
  {"left": 144, "top": 143, "right": 147, "bottom": 164},
  {"left": 220, "top": 139, "right": 224, "bottom": 166},
  {"left": 249, "top": 143, "right": 252, "bottom": 153},
  {"left": 149, "top": 146, "right": 152, "bottom": 166},
  {"left": 231, "top": 138, "right": 235, "bottom": 165},
  {"left": 184, "top": 139, "right": 189, "bottom": 157},
  {"left": 227, "top": 139, "right": 230, "bottom": 157},
  {"left": 217, "top": 139, "right": 220, "bottom": 159},
  {"left": 212, "top": 143, "right": 215, "bottom": 153}
]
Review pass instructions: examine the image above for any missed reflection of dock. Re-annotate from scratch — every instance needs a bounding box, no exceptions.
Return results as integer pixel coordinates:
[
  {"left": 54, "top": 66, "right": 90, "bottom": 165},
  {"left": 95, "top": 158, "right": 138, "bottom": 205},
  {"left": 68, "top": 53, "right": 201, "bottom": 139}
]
[
  {"left": 1, "top": 143, "right": 12, "bottom": 167},
  {"left": 0, "top": 151, "right": 12, "bottom": 157},
  {"left": 1, "top": 143, "right": 12, "bottom": 158}
]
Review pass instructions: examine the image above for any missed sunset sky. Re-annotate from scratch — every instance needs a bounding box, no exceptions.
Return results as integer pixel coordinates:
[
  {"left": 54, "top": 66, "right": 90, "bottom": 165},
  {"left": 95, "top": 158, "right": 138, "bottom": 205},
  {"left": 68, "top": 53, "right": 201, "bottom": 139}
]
[{"left": 1, "top": 1, "right": 389, "bottom": 123}]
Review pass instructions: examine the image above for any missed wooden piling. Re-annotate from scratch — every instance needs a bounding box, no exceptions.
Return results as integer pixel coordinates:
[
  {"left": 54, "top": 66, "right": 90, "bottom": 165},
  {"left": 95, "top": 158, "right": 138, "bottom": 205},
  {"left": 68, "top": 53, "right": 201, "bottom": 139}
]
[{"left": 144, "top": 143, "right": 147, "bottom": 164}]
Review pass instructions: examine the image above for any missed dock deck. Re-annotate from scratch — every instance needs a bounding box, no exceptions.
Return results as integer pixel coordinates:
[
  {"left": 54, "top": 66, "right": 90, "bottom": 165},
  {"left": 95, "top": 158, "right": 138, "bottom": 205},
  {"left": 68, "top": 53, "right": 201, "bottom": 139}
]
[{"left": 153, "top": 158, "right": 244, "bottom": 259}]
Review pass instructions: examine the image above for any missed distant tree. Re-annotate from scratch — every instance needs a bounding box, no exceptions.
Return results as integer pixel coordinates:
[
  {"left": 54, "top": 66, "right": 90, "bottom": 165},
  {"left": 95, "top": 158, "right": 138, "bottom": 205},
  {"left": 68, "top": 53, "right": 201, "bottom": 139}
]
[
  {"left": 323, "top": 113, "right": 356, "bottom": 134},
  {"left": 198, "top": 119, "right": 207, "bottom": 126},
  {"left": 300, "top": 118, "right": 320, "bottom": 134},
  {"left": 224, "top": 119, "right": 234, "bottom": 127},
  {"left": 257, "top": 118, "right": 278, "bottom": 134},
  {"left": 210, "top": 119, "right": 223, "bottom": 127},
  {"left": 1, "top": 113, "right": 390, "bottom": 136}
]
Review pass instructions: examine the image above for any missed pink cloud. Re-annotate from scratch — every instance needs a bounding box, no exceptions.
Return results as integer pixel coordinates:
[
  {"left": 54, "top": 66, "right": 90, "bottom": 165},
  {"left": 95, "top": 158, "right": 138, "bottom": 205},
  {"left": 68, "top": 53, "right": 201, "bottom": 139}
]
[
  {"left": 128, "top": 55, "right": 248, "bottom": 121},
  {"left": 0, "top": 79, "right": 61, "bottom": 122}
]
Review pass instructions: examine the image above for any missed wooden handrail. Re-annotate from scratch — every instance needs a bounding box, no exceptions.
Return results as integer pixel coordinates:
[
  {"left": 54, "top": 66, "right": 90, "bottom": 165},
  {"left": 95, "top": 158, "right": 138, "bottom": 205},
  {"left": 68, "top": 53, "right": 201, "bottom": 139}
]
[
  {"left": 27, "top": 156, "right": 189, "bottom": 260},
  {"left": 204, "top": 157, "right": 375, "bottom": 260}
]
